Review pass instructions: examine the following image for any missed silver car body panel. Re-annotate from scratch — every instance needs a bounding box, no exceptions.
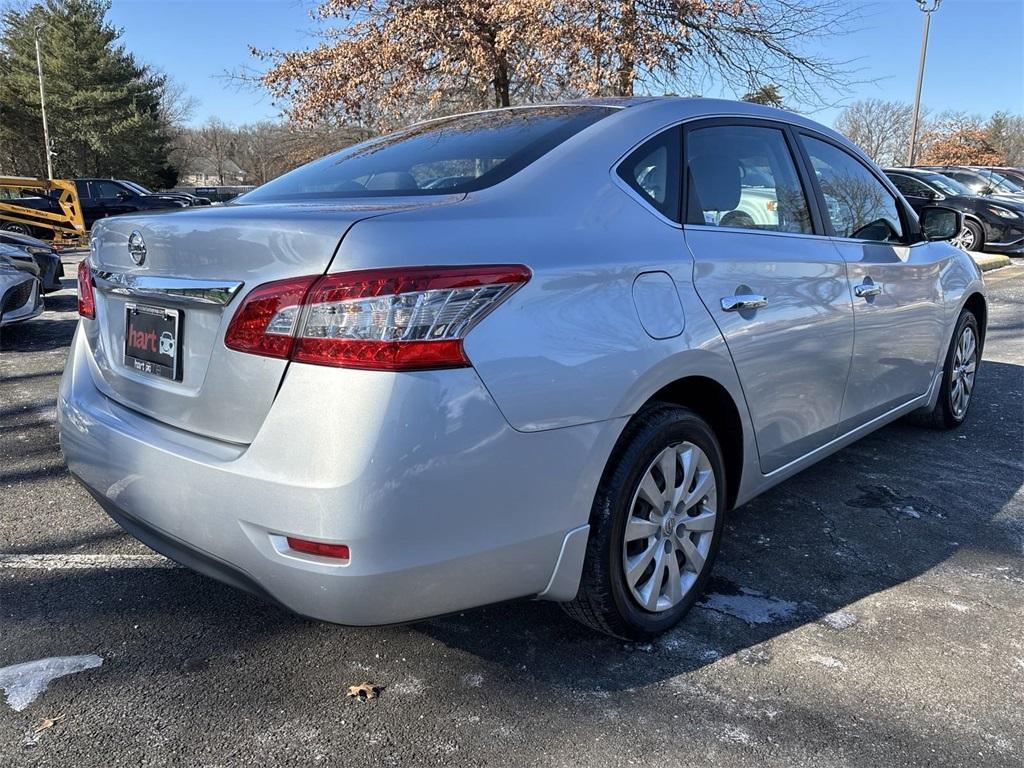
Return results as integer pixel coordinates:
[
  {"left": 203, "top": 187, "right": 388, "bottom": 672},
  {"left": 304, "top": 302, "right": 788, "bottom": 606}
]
[
  {"left": 0, "top": 268, "right": 42, "bottom": 326},
  {"left": 59, "top": 98, "right": 986, "bottom": 624}
]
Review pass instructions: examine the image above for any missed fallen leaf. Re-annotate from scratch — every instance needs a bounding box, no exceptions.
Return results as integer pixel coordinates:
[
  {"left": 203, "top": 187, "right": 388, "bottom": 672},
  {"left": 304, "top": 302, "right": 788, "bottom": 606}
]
[
  {"left": 34, "top": 714, "right": 65, "bottom": 733},
  {"left": 346, "top": 682, "right": 382, "bottom": 701}
]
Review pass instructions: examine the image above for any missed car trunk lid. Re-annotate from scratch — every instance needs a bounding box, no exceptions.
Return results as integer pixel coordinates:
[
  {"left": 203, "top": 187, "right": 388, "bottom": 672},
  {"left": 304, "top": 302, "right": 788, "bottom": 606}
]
[{"left": 82, "top": 199, "right": 451, "bottom": 444}]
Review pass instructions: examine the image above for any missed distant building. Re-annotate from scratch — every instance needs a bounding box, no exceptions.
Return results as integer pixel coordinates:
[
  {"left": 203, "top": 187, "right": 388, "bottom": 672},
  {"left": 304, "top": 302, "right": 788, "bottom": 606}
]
[{"left": 180, "top": 157, "right": 248, "bottom": 186}]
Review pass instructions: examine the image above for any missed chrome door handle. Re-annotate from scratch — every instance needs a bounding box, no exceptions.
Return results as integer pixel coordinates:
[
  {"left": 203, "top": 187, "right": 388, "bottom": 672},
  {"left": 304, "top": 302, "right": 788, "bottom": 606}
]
[
  {"left": 721, "top": 294, "right": 768, "bottom": 312},
  {"left": 854, "top": 283, "right": 882, "bottom": 298}
]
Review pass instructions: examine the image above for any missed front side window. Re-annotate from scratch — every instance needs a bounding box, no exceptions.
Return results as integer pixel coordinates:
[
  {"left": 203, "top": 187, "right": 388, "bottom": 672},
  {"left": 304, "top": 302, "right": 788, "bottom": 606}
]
[
  {"left": 685, "top": 124, "right": 813, "bottom": 234},
  {"left": 888, "top": 174, "right": 932, "bottom": 197},
  {"left": 238, "top": 106, "right": 614, "bottom": 203},
  {"left": 801, "top": 136, "right": 904, "bottom": 242},
  {"left": 617, "top": 128, "right": 681, "bottom": 220},
  {"left": 92, "top": 180, "right": 125, "bottom": 199}
]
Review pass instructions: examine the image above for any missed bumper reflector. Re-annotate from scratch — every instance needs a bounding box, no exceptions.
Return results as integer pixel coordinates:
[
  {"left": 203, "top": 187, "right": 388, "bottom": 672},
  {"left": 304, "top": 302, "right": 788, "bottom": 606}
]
[{"left": 286, "top": 537, "right": 351, "bottom": 560}]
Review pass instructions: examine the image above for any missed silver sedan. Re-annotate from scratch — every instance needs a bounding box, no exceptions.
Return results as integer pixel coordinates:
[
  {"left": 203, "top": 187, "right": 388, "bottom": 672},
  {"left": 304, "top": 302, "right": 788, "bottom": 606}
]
[{"left": 59, "top": 98, "right": 985, "bottom": 639}]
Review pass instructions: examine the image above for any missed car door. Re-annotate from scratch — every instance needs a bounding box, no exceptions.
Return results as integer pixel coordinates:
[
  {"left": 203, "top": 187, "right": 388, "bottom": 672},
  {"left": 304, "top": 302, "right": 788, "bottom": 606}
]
[
  {"left": 683, "top": 120, "right": 855, "bottom": 474},
  {"left": 796, "top": 133, "right": 947, "bottom": 433},
  {"left": 89, "top": 179, "right": 135, "bottom": 218}
]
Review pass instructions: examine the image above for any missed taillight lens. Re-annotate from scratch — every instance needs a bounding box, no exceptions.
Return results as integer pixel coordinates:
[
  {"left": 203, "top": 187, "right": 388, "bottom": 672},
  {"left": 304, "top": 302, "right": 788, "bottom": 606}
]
[
  {"left": 225, "top": 265, "right": 530, "bottom": 370},
  {"left": 224, "top": 276, "right": 316, "bottom": 359},
  {"left": 77, "top": 259, "right": 95, "bottom": 319}
]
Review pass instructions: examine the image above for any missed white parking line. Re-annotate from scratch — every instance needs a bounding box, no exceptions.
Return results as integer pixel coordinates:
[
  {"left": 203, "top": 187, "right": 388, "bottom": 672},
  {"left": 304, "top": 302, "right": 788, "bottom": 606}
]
[{"left": 0, "top": 553, "right": 175, "bottom": 570}]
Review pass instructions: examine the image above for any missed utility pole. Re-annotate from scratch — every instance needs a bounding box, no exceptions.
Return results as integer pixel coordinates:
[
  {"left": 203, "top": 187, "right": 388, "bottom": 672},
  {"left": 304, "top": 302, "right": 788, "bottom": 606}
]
[
  {"left": 34, "top": 24, "right": 53, "bottom": 180},
  {"left": 907, "top": 0, "right": 941, "bottom": 166}
]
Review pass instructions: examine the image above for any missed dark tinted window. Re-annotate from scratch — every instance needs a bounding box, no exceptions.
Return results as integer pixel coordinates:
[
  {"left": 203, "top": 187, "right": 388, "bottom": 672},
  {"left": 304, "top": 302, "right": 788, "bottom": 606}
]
[
  {"left": 685, "top": 124, "right": 812, "bottom": 234},
  {"left": 801, "top": 136, "right": 904, "bottom": 242},
  {"left": 239, "top": 107, "right": 614, "bottom": 203},
  {"left": 617, "top": 128, "right": 681, "bottom": 220},
  {"left": 92, "top": 180, "right": 124, "bottom": 198},
  {"left": 888, "top": 173, "right": 931, "bottom": 197}
]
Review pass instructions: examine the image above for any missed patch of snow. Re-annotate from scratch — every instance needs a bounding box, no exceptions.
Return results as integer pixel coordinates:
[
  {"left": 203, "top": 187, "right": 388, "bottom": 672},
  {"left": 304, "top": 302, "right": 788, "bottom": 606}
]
[
  {"left": 821, "top": 610, "right": 858, "bottom": 630},
  {"left": 0, "top": 554, "right": 172, "bottom": 570},
  {"left": 462, "top": 673, "right": 483, "bottom": 688},
  {"left": 700, "top": 587, "right": 798, "bottom": 625},
  {"left": 0, "top": 655, "right": 103, "bottom": 711},
  {"left": 808, "top": 654, "right": 845, "bottom": 670}
]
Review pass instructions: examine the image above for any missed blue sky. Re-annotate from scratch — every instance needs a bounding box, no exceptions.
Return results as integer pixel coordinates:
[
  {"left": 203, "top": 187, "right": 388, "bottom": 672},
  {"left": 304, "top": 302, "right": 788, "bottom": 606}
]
[{"left": 105, "top": 0, "right": 1024, "bottom": 128}]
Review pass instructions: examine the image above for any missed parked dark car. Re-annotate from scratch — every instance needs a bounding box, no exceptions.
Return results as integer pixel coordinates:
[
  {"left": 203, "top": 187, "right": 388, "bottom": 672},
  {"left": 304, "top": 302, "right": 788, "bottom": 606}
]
[
  {"left": 886, "top": 167, "right": 1024, "bottom": 254},
  {"left": 118, "top": 180, "right": 211, "bottom": 207},
  {"left": 0, "top": 230, "right": 64, "bottom": 292},
  {"left": 917, "top": 166, "right": 1024, "bottom": 203},
  {"left": 0, "top": 178, "right": 193, "bottom": 239},
  {"left": 967, "top": 166, "right": 1024, "bottom": 189}
]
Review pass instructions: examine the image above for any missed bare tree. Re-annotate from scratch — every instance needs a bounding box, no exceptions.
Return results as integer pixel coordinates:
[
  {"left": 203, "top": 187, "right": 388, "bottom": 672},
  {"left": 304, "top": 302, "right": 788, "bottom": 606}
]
[
  {"left": 834, "top": 100, "right": 921, "bottom": 167},
  {"left": 250, "top": 0, "right": 858, "bottom": 129}
]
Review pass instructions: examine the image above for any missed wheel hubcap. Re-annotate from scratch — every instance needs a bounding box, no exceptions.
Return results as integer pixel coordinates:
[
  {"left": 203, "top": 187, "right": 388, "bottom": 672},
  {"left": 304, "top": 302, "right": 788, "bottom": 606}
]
[
  {"left": 622, "top": 442, "right": 717, "bottom": 613},
  {"left": 950, "top": 326, "right": 977, "bottom": 419}
]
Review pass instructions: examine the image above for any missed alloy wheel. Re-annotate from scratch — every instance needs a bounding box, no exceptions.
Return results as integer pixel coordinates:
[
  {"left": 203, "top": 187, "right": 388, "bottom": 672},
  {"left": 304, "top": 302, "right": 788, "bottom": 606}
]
[
  {"left": 622, "top": 441, "right": 717, "bottom": 613},
  {"left": 951, "top": 226, "right": 975, "bottom": 252},
  {"left": 950, "top": 325, "right": 977, "bottom": 419}
]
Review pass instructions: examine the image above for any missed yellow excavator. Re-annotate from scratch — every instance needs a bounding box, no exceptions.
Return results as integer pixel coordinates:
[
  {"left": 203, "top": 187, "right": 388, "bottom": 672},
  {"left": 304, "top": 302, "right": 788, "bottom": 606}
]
[{"left": 0, "top": 176, "right": 87, "bottom": 248}]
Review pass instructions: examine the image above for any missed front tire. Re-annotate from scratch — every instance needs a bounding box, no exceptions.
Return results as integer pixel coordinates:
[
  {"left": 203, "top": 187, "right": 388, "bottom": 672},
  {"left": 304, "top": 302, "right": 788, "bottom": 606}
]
[
  {"left": 952, "top": 220, "right": 984, "bottom": 253},
  {"left": 562, "top": 404, "right": 726, "bottom": 640}
]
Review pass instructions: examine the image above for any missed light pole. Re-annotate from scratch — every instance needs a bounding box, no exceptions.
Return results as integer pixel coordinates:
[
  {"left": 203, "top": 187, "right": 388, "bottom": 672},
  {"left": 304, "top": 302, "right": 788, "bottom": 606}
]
[
  {"left": 34, "top": 24, "right": 53, "bottom": 180},
  {"left": 907, "top": 0, "right": 941, "bottom": 166}
]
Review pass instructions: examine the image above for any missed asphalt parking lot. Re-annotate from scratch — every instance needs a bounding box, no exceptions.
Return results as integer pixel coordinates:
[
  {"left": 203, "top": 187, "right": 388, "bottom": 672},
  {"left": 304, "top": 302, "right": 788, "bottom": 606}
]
[{"left": 1, "top": 254, "right": 1022, "bottom": 768}]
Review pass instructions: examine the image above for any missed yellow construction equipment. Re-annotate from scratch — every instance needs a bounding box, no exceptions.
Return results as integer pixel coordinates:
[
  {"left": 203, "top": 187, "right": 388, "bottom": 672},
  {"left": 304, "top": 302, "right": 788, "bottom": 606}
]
[{"left": 0, "top": 176, "right": 87, "bottom": 247}]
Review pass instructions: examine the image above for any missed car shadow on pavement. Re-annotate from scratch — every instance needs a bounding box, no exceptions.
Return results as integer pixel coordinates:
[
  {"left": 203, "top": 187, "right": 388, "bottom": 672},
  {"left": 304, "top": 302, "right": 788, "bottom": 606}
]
[{"left": 0, "top": 362, "right": 1021, "bottom": 703}]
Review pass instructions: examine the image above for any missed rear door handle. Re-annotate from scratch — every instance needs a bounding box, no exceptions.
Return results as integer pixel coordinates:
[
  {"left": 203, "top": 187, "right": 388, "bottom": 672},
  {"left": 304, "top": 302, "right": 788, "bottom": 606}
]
[
  {"left": 854, "top": 283, "right": 882, "bottom": 298},
  {"left": 721, "top": 294, "right": 768, "bottom": 312}
]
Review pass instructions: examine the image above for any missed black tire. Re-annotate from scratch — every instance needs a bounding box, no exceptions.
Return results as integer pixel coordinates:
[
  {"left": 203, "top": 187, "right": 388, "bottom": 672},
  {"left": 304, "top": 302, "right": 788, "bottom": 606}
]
[
  {"left": 908, "top": 309, "right": 980, "bottom": 430},
  {"left": 1, "top": 222, "right": 32, "bottom": 236},
  {"left": 561, "top": 403, "right": 726, "bottom": 640}
]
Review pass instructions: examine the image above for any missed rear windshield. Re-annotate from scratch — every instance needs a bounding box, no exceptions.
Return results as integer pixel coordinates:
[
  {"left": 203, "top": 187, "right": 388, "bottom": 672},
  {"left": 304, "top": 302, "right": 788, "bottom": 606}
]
[{"left": 237, "top": 106, "right": 615, "bottom": 203}]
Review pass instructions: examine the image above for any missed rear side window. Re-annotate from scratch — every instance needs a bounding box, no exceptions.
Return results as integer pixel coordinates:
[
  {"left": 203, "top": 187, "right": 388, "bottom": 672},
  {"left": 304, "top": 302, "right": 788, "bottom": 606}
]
[
  {"left": 617, "top": 128, "right": 681, "bottom": 220},
  {"left": 801, "top": 136, "right": 904, "bottom": 243},
  {"left": 684, "top": 124, "right": 813, "bottom": 234},
  {"left": 238, "top": 106, "right": 615, "bottom": 203}
]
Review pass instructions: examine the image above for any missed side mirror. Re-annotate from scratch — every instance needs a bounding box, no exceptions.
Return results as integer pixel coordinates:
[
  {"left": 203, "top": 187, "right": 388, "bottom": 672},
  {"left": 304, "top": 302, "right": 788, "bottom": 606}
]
[
  {"left": 923, "top": 189, "right": 939, "bottom": 201},
  {"left": 919, "top": 205, "right": 962, "bottom": 241}
]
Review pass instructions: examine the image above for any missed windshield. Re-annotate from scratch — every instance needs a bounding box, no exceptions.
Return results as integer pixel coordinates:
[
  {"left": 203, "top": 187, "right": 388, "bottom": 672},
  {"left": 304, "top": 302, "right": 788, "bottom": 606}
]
[
  {"left": 926, "top": 174, "right": 973, "bottom": 196},
  {"left": 985, "top": 171, "right": 1023, "bottom": 193},
  {"left": 237, "top": 106, "right": 615, "bottom": 203},
  {"left": 121, "top": 180, "right": 152, "bottom": 195}
]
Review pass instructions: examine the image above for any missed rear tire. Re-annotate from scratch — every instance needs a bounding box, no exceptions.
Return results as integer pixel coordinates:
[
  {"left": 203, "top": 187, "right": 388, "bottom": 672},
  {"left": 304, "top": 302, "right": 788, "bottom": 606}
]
[
  {"left": 908, "top": 309, "right": 980, "bottom": 430},
  {"left": 562, "top": 404, "right": 726, "bottom": 640}
]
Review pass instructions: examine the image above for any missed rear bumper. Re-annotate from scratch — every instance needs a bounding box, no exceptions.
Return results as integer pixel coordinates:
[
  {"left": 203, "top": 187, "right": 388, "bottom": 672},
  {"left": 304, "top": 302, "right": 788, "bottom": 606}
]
[{"left": 58, "top": 325, "right": 622, "bottom": 624}]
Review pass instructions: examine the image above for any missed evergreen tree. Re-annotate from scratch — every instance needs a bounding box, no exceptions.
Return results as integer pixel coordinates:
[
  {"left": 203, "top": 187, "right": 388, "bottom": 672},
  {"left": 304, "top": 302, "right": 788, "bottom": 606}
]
[{"left": 0, "top": 0, "right": 175, "bottom": 185}]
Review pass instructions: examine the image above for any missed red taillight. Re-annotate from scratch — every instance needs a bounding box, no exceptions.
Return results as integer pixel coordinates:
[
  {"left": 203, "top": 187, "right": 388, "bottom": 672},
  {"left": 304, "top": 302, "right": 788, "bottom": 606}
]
[
  {"left": 224, "top": 276, "right": 317, "bottom": 359},
  {"left": 285, "top": 537, "right": 350, "bottom": 560},
  {"left": 77, "top": 259, "right": 95, "bottom": 319},
  {"left": 224, "top": 265, "right": 530, "bottom": 371}
]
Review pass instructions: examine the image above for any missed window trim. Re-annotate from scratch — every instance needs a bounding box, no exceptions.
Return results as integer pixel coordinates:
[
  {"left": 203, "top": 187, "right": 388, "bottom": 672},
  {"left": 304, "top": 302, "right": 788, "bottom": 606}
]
[
  {"left": 679, "top": 117, "right": 827, "bottom": 237},
  {"left": 793, "top": 130, "right": 919, "bottom": 245}
]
